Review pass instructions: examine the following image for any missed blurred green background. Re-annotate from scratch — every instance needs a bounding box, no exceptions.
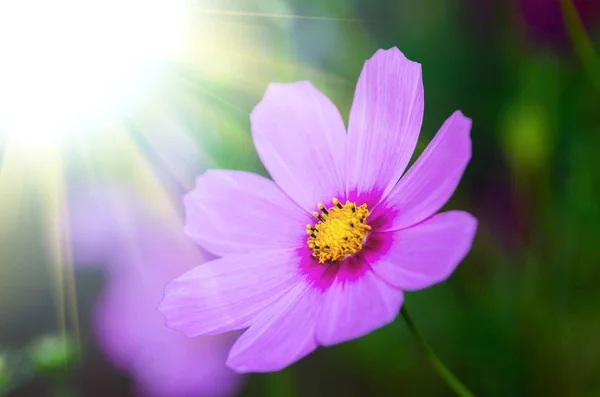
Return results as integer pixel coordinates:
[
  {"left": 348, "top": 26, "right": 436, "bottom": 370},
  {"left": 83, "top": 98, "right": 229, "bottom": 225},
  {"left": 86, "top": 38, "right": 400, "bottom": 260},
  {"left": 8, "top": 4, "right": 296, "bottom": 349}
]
[{"left": 1, "top": 0, "right": 600, "bottom": 396}]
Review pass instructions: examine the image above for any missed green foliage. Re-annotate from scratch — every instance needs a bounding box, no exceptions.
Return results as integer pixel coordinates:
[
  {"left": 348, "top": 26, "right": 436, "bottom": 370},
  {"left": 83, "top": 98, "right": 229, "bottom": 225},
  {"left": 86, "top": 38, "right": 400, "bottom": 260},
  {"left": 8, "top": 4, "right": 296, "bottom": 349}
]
[
  {"left": 28, "top": 335, "right": 78, "bottom": 377},
  {"left": 0, "top": 354, "right": 8, "bottom": 396}
]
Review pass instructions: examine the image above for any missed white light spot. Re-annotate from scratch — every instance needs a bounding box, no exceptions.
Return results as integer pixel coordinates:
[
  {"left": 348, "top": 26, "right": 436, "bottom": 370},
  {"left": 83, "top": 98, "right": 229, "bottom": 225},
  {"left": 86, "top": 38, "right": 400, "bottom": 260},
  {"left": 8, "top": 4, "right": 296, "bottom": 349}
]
[{"left": 0, "top": 0, "right": 185, "bottom": 147}]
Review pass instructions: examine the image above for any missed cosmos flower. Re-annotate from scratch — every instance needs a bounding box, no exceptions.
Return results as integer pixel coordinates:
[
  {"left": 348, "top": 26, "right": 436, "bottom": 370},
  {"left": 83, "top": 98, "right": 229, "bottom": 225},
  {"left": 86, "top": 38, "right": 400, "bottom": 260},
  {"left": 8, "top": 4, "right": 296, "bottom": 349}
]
[
  {"left": 159, "top": 47, "right": 477, "bottom": 373},
  {"left": 68, "top": 187, "right": 243, "bottom": 396}
]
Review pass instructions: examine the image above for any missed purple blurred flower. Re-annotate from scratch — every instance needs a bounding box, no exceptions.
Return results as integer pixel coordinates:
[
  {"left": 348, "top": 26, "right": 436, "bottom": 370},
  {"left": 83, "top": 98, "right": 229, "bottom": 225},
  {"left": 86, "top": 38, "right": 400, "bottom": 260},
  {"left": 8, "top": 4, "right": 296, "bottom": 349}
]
[
  {"left": 69, "top": 187, "right": 243, "bottom": 397},
  {"left": 159, "top": 47, "right": 477, "bottom": 372},
  {"left": 517, "top": 0, "right": 600, "bottom": 49}
]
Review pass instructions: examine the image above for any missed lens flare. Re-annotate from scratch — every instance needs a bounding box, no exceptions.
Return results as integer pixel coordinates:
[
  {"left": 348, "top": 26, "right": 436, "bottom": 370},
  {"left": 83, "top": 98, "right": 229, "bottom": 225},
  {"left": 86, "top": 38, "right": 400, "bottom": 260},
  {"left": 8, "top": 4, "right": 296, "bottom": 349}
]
[
  {"left": 0, "top": 3, "right": 354, "bottom": 383},
  {"left": 0, "top": 0, "right": 185, "bottom": 147}
]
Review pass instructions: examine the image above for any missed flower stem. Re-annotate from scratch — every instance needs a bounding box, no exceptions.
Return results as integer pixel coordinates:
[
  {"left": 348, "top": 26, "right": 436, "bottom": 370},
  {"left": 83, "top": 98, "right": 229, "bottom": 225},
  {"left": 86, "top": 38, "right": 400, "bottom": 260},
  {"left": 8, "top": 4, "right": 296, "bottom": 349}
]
[
  {"left": 400, "top": 306, "right": 475, "bottom": 397},
  {"left": 559, "top": 0, "right": 600, "bottom": 96}
]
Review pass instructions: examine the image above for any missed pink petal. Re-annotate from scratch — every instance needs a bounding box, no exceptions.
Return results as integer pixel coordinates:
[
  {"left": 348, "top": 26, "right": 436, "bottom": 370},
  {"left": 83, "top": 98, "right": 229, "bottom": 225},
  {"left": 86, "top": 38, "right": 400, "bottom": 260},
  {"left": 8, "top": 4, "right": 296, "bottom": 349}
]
[
  {"left": 131, "top": 334, "right": 242, "bottom": 397},
  {"left": 373, "top": 111, "right": 472, "bottom": 231},
  {"left": 367, "top": 211, "right": 477, "bottom": 291},
  {"left": 346, "top": 47, "right": 424, "bottom": 205},
  {"left": 184, "top": 170, "right": 310, "bottom": 256},
  {"left": 158, "top": 249, "right": 304, "bottom": 337},
  {"left": 95, "top": 275, "right": 242, "bottom": 397},
  {"left": 226, "top": 278, "right": 322, "bottom": 373},
  {"left": 250, "top": 81, "right": 346, "bottom": 212},
  {"left": 315, "top": 261, "right": 403, "bottom": 346}
]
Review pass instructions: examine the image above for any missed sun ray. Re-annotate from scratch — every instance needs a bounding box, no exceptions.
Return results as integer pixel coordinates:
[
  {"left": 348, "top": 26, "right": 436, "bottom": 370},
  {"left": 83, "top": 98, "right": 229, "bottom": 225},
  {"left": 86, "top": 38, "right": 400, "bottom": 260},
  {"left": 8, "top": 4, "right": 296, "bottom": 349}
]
[
  {"left": 197, "top": 8, "right": 364, "bottom": 22},
  {"left": 0, "top": 0, "right": 351, "bottom": 350}
]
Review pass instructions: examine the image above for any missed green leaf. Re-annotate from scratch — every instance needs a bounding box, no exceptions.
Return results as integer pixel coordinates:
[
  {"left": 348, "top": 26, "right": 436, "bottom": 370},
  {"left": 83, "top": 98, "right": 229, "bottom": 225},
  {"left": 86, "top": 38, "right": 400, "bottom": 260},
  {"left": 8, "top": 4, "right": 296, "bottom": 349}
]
[
  {"left": 28, "top": 335, "right": 78, "bottom": 376},
  {"left": 559, "top": 0, "right": 600, "bottom": 96}
]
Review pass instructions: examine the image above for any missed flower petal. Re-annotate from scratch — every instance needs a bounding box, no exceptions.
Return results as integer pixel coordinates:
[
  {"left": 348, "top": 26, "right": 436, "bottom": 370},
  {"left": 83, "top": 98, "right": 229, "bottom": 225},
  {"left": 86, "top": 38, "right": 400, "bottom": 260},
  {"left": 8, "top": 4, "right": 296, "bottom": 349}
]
[
  {"left": 130, "top": 333, "right": 242, "bottom": 397},
  {"left": 158, "top": 249, "right": 304, "bottom": 337},
  {"left": 373, "top": 111, "right": 472, "bottom": 231},
  {"left": 250, "top": 81, "right": 347, "bottom": 212},
  {"left": 315, "top": 260, "right": 403, "bottom": 346},
  {"left": 95, "top": 275, "right": 242, "bottom": 397},
  {"left": 226, "top": 278, "right": 322, "bottom": 373},
  {"left": 367, "top": 211, "right": 477, "bottom": 291},
  {"left": 346, "top": 47, "right": 424, "bottom": 205},
  {"left": 184, "top": 170, "right": 310, "bottom": 256}
]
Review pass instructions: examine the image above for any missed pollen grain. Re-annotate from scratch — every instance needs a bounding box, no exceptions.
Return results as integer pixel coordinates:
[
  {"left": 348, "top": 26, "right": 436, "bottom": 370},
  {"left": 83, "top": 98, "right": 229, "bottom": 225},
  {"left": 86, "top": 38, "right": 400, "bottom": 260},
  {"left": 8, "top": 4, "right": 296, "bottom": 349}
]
[{"left": 306, "top": 198, "right": 371, "bottom": 263}]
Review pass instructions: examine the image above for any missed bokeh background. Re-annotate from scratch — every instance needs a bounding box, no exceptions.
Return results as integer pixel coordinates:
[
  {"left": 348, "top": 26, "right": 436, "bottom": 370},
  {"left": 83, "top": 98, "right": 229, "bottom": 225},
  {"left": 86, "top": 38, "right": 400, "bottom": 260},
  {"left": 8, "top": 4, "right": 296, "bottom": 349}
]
[{"left": 1, "top": 0, "right": 600, "bottom": 396}]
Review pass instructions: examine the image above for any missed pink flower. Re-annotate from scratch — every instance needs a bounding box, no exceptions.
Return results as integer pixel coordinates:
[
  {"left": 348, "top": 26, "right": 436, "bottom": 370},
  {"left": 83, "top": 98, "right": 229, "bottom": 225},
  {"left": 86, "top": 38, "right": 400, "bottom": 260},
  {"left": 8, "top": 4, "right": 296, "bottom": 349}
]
[
  {"left": 69, "top": 188, "right": 243, "bottom": 396},
  {"left": 159, "top": 47, "right": 477, "bottom": 373}
]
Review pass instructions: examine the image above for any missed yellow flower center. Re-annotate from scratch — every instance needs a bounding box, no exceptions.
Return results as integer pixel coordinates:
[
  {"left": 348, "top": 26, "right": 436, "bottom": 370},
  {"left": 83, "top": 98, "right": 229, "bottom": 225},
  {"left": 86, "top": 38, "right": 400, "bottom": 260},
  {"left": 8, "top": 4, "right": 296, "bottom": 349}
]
[{"left": 306, "top": 198, "right": 371, "bottom": 263}]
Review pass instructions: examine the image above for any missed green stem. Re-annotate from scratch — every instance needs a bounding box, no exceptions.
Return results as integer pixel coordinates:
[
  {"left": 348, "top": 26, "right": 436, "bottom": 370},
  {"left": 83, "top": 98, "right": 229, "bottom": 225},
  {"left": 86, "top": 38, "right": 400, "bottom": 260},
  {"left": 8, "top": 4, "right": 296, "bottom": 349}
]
[
  {"left": 559, "top": 0, "right": 600, "bottom": 96},
  {"left": 400, "top": 306, "right": 475, "bottom": 397}
]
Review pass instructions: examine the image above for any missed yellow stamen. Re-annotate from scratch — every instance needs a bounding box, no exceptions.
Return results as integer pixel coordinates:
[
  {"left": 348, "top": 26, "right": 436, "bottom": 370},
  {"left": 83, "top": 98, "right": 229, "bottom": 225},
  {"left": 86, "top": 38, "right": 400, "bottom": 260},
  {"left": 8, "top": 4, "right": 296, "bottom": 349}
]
[{"left": 306, "top": 198, "right": 371, "bottom": 263}]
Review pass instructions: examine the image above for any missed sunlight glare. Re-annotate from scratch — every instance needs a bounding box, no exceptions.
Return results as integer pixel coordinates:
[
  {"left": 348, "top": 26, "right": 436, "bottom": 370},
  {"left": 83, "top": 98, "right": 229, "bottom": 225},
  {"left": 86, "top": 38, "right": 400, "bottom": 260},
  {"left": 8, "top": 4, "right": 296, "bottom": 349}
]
[{"left": 0, "top": 0, "right": 186, "bottom": 147}]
